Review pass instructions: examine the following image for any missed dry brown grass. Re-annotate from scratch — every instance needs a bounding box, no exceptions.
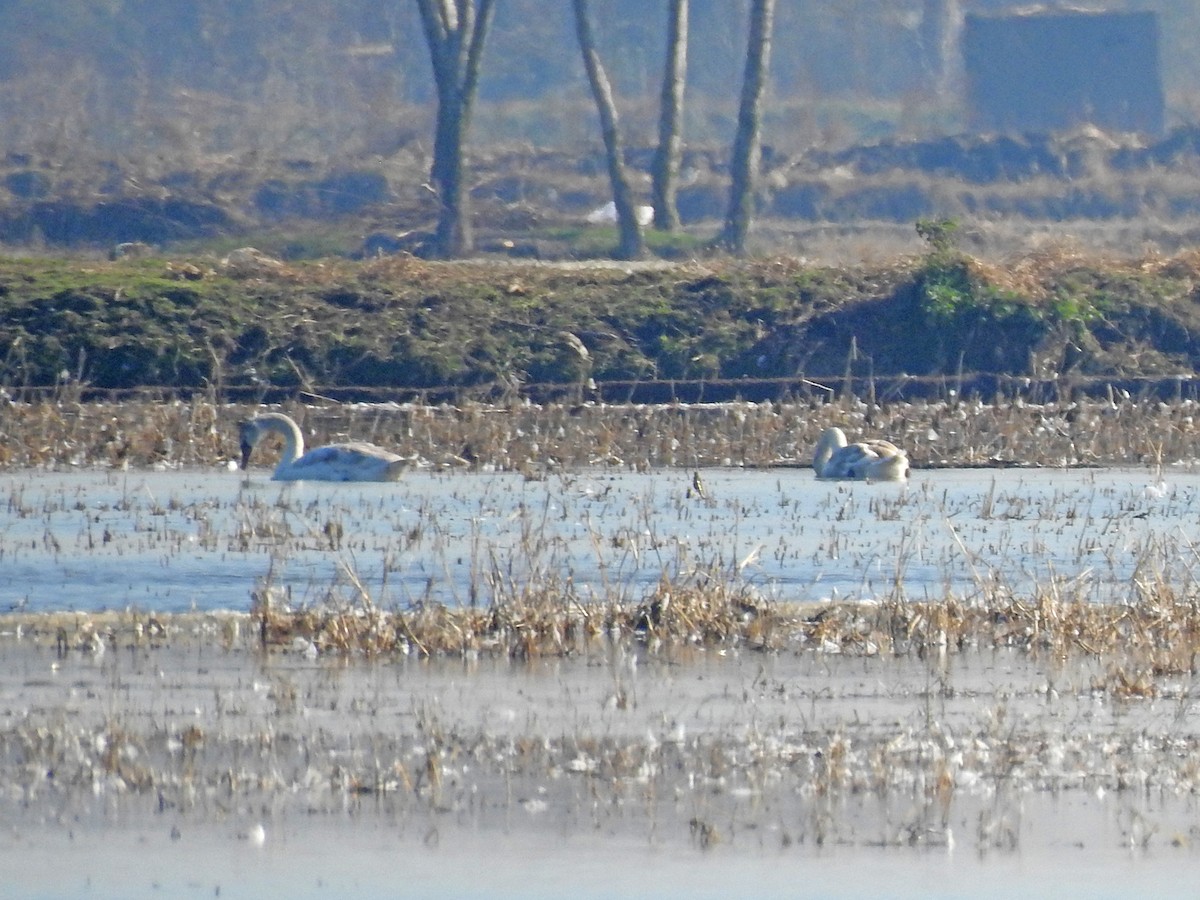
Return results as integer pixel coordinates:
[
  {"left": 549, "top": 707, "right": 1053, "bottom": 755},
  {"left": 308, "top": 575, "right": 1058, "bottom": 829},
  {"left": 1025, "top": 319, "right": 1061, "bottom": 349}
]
[
  {"left": 243, "top": 574, "right": 1200, "bottom": 703},
  {"left": 13, "top": 568, "right": 1200, "bottom": 701},
  {"left": 2, "top": 394, "right": 1199, "bottom": 472},
  {"left": 970, "top": 238, "right": 1200, "bottom": 301},
  {"left": 241, "top": 563, "right": 772, "bottom": 659}
]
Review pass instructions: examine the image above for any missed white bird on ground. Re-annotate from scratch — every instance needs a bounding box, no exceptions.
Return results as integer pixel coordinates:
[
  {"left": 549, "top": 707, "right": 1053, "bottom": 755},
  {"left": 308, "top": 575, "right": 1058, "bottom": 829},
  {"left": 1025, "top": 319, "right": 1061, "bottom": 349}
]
[
  {"left": 238, "top": 412, "right": 407, "bottom": 482},
  {"left": 812, "top": 426, "right": 909, "bottom": 482}
]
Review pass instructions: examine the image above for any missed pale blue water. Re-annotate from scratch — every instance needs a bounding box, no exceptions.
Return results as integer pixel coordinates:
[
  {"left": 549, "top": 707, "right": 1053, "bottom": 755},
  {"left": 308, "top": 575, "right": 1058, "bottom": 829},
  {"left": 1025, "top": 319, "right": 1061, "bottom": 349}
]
[
  {"left": 5, "top": 464, "right": 1198, "bottom": 900},
  {"left": 0, "top": 464, "right": 1195, "bottom": 613},
  {"left": 6, "top": 789, "right": 1200, "bottom": 899}
]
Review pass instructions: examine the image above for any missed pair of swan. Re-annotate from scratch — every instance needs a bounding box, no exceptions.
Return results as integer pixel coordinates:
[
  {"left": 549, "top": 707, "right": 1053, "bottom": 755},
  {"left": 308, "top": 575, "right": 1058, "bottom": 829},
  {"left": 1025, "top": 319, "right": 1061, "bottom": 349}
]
[
  {"left": 238, "top": 412, "right": 407, "bottom": 482},
  {"left": 239, "top": 412, "right": 906, "bottom": 484},
  {"left": 812, "top": 426, "right": 909, "bottom": 482}
]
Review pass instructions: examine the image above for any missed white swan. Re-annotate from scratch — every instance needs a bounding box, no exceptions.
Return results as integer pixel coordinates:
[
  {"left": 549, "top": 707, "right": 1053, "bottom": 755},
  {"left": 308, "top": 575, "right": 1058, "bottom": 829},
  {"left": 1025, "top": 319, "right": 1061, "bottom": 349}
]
[
  {"left": 812, "top": 426, "right": 909, "bottom": 482},
  {"left": 238, "top": 412, "right": 407, "bottom": 482}
]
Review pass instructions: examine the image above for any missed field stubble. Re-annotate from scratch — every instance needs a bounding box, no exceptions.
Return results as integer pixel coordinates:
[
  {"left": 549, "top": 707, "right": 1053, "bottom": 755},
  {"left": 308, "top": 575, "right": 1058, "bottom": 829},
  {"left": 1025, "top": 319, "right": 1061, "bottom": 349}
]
[{"left": 0, "top": 392, "right": 1194, "bottom": 471}]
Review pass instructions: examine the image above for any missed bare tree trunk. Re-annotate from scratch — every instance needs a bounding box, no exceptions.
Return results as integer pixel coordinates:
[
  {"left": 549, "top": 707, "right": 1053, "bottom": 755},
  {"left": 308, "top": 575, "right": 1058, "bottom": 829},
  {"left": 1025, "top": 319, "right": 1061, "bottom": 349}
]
[
  {"left": 416, "top": 0, "right": 496, "bottom": 259},
  {"left": 920, "top": 0, "right": 962, "bottom": 100},
  {"left": 652, "top": 0, "right": 688, "bottom": 232},
  {"left": 573, "top": 0, "right": 644, "bottom": 261},
  {"left": 718, "top": 0, "right": 775, "bottom": 255}
]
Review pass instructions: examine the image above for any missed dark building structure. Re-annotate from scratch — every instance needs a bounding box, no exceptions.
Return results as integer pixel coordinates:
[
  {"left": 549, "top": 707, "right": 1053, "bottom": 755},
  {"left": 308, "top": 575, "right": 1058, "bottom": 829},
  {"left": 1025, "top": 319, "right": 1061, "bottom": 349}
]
[{"left": 964, "top": 10, "right": 1164, "bottom": 135}]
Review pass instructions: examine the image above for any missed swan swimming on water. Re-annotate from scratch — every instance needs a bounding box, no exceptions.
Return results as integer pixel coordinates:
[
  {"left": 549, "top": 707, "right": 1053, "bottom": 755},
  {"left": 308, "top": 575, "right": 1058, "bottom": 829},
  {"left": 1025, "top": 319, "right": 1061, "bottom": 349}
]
[
  {"left": 812, "top": 426, "right": 909, "bottom": 482},
  {"left": 238, "top": 412, "right": 407, "bottom": 482}
]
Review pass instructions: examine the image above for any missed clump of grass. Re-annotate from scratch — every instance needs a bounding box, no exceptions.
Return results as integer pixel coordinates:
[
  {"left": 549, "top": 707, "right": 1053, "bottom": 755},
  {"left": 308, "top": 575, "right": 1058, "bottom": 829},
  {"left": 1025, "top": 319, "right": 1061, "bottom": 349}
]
[
  {"left": 15, "top": 569, "right": 1200, "bottom": 703},
  {"left": 246, "top": 563, "right": 775, "bottom": 659},
  {"left": 46, "top": 561, "right": 1171, "bottom": 696}
]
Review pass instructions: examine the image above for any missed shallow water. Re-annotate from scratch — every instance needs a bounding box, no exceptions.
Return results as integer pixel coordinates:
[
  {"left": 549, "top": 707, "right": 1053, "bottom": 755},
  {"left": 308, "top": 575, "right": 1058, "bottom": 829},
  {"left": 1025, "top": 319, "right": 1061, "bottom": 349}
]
[
  {"left": 0, "top": 464, "right": 1196, "bottom": 613},
  {"left": 3, "top": 638, "right": 1200, "bottom": 898},
  {"left": 8, "top": 818, "right": 1200, "bottom": 899},
  {"left": 9, "top": 463, "right": 1200, "bottom": 899}
]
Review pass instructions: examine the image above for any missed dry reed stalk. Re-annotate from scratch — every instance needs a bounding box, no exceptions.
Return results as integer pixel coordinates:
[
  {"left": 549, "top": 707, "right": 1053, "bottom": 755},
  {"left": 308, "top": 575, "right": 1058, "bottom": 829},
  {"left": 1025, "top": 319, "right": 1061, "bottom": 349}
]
[
  {"left": 3, "top": 396, "right": 1200, "bottom": 471},
  {"left": 10, "top": 572, "right": 1200, "bottom": 700}
]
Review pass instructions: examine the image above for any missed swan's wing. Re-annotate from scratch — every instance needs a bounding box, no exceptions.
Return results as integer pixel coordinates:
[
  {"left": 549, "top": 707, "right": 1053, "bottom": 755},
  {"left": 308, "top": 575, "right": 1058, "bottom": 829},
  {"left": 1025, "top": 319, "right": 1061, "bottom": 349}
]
[
  {"left": 824, "top": 441, "right": 908, "bottom": 479},
  {"left": 823, "top": 443, "right": 879, "bottom": 478},
  {"left": 851, "top": 441, "right": 909, "bottom": 480},
  {"left": 335, "top": 441, "right": 406, "bottom": 462},
  {"left": 861, "top": 439, "right": 904, "bottom": 457},
  {"left": 289, "top": 443, "right": 406, "bottom": 481}
]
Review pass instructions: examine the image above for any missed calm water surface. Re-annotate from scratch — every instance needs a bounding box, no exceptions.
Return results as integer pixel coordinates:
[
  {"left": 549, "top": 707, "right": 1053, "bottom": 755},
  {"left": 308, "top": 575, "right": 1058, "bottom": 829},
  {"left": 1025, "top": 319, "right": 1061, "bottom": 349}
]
[
  {"left": 4, "top": 465, "right": 1200, "bottom": 898},
  {"left": 7, "top": 817, "right": 1200, "bottom": 899},
  {"left": 0, "top": 464, "right": 1195, "bottom": 613}
]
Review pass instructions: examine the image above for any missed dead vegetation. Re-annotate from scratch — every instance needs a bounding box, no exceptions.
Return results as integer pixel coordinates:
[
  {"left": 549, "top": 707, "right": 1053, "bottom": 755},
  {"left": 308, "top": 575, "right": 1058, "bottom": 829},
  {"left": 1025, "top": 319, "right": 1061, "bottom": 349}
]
[
  {"left": 9, "top": 563, "right": 1200, "bottom": 704},
  {"left": 2, "top": 391, "right": 1200, "bottom": 473},
  {"left": 246, "top": 572, "right": 1200, "bottom": 686}
]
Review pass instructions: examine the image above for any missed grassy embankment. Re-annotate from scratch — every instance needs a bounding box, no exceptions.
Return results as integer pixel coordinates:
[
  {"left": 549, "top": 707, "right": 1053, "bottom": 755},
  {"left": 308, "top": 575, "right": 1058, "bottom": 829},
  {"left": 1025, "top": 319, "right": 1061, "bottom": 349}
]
[{"left": 3, "top": 233, "right": 1200, "bottom": 396}]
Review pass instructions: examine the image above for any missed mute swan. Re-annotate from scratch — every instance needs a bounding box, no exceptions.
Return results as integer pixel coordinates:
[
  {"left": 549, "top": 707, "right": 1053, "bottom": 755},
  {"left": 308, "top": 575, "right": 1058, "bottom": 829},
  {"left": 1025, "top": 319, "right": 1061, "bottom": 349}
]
[
  {"left": 238, "top": 412, "right": 407, "bottom": 482},
  {"left": 812, "top": 426, "right": 909, "bottom": 482}
]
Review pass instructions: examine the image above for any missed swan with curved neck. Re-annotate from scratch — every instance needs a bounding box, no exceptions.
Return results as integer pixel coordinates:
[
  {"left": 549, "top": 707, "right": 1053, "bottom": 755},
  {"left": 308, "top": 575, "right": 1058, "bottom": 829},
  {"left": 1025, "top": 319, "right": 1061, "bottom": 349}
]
[
  {"left": 812, "top": 426, "right": 909, "bottom": 482},
  {"left": 238, "top": 412, "right": 407, "bottom": 482}
]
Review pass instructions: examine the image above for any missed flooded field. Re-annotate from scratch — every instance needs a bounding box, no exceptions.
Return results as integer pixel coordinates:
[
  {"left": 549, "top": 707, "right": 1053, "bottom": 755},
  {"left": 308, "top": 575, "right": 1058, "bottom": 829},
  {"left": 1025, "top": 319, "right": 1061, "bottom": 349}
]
[
  {"left": 1, "top": 464, "right": 1197, "bottom": 615},
  {"left": 3, "top": 626, "right": 1200, "bottom": 897},
  {"left": 4, "top": 398, "right": 1200, "bottom": 896}
]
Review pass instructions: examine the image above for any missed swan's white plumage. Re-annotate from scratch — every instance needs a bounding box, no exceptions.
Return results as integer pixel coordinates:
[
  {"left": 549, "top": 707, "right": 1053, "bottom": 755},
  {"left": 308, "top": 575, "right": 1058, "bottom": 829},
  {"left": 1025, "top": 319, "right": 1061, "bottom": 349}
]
[
  {"left": 812, "top": 426, "right": 908, "bottom": 482},
  {"left": 238, "top": 412, "right": 407, "bottom": 482}
]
